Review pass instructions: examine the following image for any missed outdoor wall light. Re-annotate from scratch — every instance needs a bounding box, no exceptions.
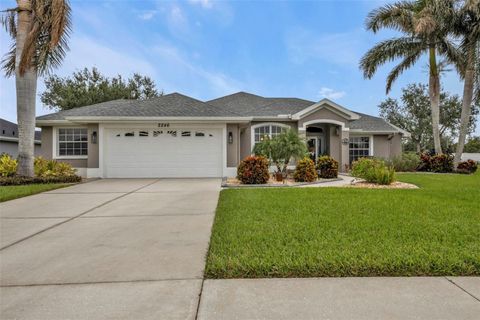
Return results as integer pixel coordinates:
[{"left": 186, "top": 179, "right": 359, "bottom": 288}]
[
  {"left": 91, "top": 131, "right": 98, "bottom": 144},
  {"left": 228, "top": 131, "right": 233, "bottom": 144},
  {"left": 342, "top": 138, "right": 349, "bottom": 145}
]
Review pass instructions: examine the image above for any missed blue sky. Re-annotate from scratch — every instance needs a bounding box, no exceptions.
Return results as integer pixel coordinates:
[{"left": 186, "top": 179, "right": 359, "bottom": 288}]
[{"left": 0, "top": 0, "right": 476, "bottom": 134}]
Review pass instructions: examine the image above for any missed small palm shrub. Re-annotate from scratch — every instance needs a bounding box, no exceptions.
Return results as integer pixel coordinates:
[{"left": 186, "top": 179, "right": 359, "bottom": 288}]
[
  {"left": 294, "top": 157, "right": 318, "bottom": 182},
  {"left": 34, "top": 157, "right": 77, "bottom": 177},
  {"left": 351, "top": 158, "right": 395, "bottom": 185},
  {"left": 0, "top": 154, "right": 17, "bottom": 177},
  {"left": 388, "top": 152, "right": 421, "bottom": 172},
  {"left": 456, "top": 160, "right": 478, "bottom": 174},
  {"left": 237, "top": 156, "right": 270, "bottom": 184},
  {"left": 316, "top": 155, "right": 338, "bottom": 178}
]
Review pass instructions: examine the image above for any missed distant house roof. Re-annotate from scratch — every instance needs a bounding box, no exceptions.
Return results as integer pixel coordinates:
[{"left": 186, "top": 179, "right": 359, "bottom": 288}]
[
  {"left": 35, "top": 91, "right": 406, "bottom": 135},
  {"left": 0, "top": 118, "right": 41, "bottom": 142}
]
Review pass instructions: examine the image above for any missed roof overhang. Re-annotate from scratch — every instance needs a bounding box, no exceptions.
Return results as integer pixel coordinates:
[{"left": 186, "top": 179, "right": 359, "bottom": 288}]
[
  {"left": 0, "top": 136, "right": 41, "bottom": 144},
  {"left": 350, "top": 129, "right": 411, "bottom": 137},
  {"left": 291, "top": 98, "right": 360, "bottom": 121}
]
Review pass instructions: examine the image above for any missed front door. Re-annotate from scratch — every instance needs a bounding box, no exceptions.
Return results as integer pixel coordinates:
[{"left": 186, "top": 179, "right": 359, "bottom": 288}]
[{"left": 307, "top": 137, "right": 324, "bottom": 162}]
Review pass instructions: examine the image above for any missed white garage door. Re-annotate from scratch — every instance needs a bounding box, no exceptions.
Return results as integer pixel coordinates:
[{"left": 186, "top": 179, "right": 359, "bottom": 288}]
[{"left": 104, "top": 127, "right": 223, "bottom": 178}]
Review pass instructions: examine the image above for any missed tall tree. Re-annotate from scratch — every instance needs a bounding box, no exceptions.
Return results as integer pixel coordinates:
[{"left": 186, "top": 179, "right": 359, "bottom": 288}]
[
  {"left": 453, "top": 0, "right": 480, "bottom": 167},
  {"left": 360, "top": 0, "right": 458, "bottom": 154},
  {"left": 1, "top": 0, "right": 71, "bottom": 176},
  {"left": 41, "top": 67, "right": 162, "bottom": 111},
  {"left": 379, "top": 83, "right": 479, "bottom": 152}
]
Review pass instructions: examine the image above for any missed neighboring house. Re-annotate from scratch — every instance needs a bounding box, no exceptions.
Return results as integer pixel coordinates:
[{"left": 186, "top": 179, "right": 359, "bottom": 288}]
[
  {"left": 0, "top": 118, "right": 42, "bottom": 158},
  {"left": 36, "top": 92, "right": 409, "bottom": 178}
]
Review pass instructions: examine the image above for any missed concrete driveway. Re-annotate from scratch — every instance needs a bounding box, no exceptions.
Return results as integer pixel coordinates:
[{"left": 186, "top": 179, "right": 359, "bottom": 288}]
[{"left": 0, "top": 178, "right": 221, "bottom": 320}]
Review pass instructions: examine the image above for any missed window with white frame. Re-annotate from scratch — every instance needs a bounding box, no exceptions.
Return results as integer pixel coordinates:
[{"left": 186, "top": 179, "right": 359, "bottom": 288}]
[
  {"left": 58, "top": 128, "right": 88, "bottom": 156},
  {"left": 349, "top": 136, "right": 370, "bottom": 163},
  {"left": 253, "top": 124, "right": 288, "bottom": 146}
]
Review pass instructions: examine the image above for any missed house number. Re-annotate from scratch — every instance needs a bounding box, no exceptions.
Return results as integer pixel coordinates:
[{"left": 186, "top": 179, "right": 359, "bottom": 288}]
[{"left": 158, "top": 123, "right": 170, "bottom": 128}]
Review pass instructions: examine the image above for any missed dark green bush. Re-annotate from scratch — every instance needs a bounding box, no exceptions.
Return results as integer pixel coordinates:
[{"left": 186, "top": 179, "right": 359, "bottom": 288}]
[
  {"left": 237, "top": 156, "right": 270, "bottom": 184},
  {"left": 456, "top": 160, "right": 478, "bottom": 174},
  {"left": 351, "top": 158, "right": 396, "bottom": 185},
  {"left": 0, "top": 175, "right": 82, "bottom": 186},
  {"left": 316, "top": 155, "right": 339, "bottom": 178},
  {"left": 294, "top": 157, "right": 318, "bottom": 182}
]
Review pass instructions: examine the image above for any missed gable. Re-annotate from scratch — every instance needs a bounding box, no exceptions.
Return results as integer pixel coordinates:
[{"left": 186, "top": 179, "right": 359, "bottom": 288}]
[
  {"left": 292, "top": 99, "right": 360, "bottom": 121},
  {"left": 297, "top": 107, "right": 349, "bottom": 129}
]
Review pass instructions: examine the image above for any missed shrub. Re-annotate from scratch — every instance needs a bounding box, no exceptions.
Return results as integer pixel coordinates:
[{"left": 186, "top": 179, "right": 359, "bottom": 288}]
[
  {"left": 351, "top": 158, "right": 396, "bottom": 185},
  {"left": 294, "top": 157, "right": 318, "bottom": 182},
  {"left": 456, "top": 160, "right": 478, "bottom": 174},
  {"left": 316, "top": 155, "right": 339, "bottom": 178},
  {"left": 430, "top": 154, "right": 453, "bottom": 173},
  {"left": 388, "top": 152, "right": 421, "bottom": 172},
  {"left": 237, "top": 156, "right": 270, "bottom": 184},
  {"left": 0, "top": 175, "right": 82, "bottom": 186},
  {"left": 34, "top": 157, "right": 77, "bottom": 177},
  {"left": 0, "top": 154, "right": 17, "bottom": 177}
]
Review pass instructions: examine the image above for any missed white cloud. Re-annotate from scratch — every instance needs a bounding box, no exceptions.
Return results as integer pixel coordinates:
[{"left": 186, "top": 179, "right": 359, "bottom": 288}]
[
  {"left": 189, "top": 0, "right": 213, "bottom": 9},
  {"left": 319, "top": 87, "right": 346, "bottom": 100},
  {"left": 138, "top": 10, "right": 157, "bottom": 21}
]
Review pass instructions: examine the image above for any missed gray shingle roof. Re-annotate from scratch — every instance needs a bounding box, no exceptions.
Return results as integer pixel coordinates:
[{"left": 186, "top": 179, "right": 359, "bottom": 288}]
[
  {"left": 207, "top": 92, "right": 314, "bottom": 116},
  {"left": 350, "top": 113, "right": 399, "bottom": 132},
  {"left": 37, "top": 93, "right": 243, "bottom": 120},
  {"left": 35, "top": 91, "right": 403, "bottom": 134}
]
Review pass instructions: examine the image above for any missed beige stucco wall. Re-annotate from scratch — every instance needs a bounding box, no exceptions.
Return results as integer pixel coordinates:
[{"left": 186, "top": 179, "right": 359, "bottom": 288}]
[
  {"left": 227, "top": 123, "right": 240, "bottom": 167},
  {"left": 298, "top": 107, "right": 349, "bottom": 129},
  {"left": 373, "top": 134, "right": 403, "bottom": 159},
  {"left": 329, "top": 126, "right": 341, "bottom": 162},
  {"left": 87, "top": 124, "right": 99, "bottom": 168},
  {"left": 40, "top": 126, "right": 53, "bottom": 159}
]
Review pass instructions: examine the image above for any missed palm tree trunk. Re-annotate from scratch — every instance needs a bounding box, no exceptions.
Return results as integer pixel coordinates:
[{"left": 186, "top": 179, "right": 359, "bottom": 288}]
[
  {"left": 454, "top": 46, "right": 476, "bottom": 168},
  {"left": 428, "top": 46, "right": 442, "bottom": 154},
  {"left": 15, "top": 0, "right": 37, "bottom": 177}
]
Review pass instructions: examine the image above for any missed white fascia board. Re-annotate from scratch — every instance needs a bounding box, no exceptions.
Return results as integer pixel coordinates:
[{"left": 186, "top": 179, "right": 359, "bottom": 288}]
[
  {"left": 63, "top": 116, "right": 253, "bottom": 123},
  {"left": 251, "top": 116, "right": 295, "bottom": 121},
  {"left": 36, "top": 120, "right": 73, "bottom": 126},
  {"left": 292, "top": 98, "right": 360, "bottom": 120},
  {"left": 386, "top": 123, "right": 411, "bottom": 137},
  {"left": 349, "top": 130, "right": 404, "bottom": 135}
]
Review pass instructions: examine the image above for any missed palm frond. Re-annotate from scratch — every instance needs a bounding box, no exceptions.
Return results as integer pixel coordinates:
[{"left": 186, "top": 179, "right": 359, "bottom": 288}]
[
  {"left": 360, "top": 37, "right": 425, "bottom": 79},
  {"left": 0, "top": 8, "right": 17, "bottom": 38},
  {"left": 1, "top": 43, "right": 16, "bottom": 77},
  {"left": 366, "top": 0, "right": 416, "bottom": 33},
  {"left": 386, "top": 51, "right": 423, "bottom": 93}
]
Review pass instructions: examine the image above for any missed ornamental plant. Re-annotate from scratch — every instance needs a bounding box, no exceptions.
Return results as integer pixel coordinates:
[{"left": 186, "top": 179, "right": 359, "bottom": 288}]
[
  {"left": 316, "top": 155, "right": 339, "bottom": 178},
  {"left": 253, "top": 129, "right": 306, "bottom": 177},
  {"left": 456, "top": 160, "right": 478, "bottom": 174},
  {"left": 351, "top": 158, "right": 395, "bottom": 185},
  {"left": 237, "top": 156, "right": 270, "bottom": 184},
  {"left": 34, "top": 157, "right": 77, "bottom": 177},
  {"left": 0, "top": 154, "right": 18, "bottom": 177},
  {"left": 294, "top": 157, "right": 318, "bottom": 182}
]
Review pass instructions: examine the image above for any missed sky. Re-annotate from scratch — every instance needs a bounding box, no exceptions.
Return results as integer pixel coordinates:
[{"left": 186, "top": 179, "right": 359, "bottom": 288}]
[{"left": 0, "top": 0, "right": 477, "bottom": 135}]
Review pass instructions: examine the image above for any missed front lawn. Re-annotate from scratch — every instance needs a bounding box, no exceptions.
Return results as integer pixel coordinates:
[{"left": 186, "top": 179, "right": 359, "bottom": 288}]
[
  {"left": 0, "top": 184, "right": 70, "bottom": 202},
  {"left": 205, "top": 172, "right": 480, "bottom": 278}
]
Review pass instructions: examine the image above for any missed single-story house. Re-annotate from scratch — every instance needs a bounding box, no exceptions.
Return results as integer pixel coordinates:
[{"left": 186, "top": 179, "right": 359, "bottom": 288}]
[
  {"left": 36, "top": 92, "right": 409, "bottom": 178},
  {"left": 0, "top": 118, "right": 42, "bottom": 157}
]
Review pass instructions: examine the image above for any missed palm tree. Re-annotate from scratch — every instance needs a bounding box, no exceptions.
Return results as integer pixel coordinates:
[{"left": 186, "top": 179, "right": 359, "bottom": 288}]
[
  {"left": 360, "top": 0, "right": 457, "bottom": 154},
  {"left": 1, "top": 0, "right": 71, "bottom": 176},
  {"left": 453, "top": 0, "right": 480, "bottom": 167}
]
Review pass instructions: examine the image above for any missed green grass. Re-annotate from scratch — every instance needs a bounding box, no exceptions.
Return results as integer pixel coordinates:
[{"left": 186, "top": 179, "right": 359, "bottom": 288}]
[
  {"left": 0, "top": 184, "right": 70, "bottom": 202},
  {"left": 205, "top": 171, "right": 480, "bottom": 278}
]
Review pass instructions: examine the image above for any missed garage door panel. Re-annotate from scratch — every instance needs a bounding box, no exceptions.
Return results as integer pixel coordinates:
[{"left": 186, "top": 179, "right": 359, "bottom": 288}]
[{"left": 104, "top": 128, "right": 223, "bottom": 178}]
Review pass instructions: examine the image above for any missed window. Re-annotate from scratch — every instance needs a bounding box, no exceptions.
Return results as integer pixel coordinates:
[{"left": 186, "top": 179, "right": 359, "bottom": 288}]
[
  {"left": 181, "top": 131, "right": 191, "bottom": 137},
  {"left": 167, "top": 130, "right": 177, "bottom": 137},
  {"left": 139, "top": 131, "right": 149, "bottom": 137},
  {"left": 125, "top": 131, "right": 134, "bottom": 137},
  {"left": 58, "top": 128, "right": 88, "bottom": 156},
  {"left": 153, "top": 130, "right": 163, "bottom": 137},
  {"left": 195, "top": 131, "right": 205, "bottom": 137},
  {"left": 253, "top": 124, "right": 288, "bottom": 145},
  {"left": 349, "top": 136, "right": 370, "bottom": 163}
]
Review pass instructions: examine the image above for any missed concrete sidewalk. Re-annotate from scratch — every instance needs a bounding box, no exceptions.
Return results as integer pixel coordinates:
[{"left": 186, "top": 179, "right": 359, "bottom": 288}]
[{"left": 198, "top": 277, "right": 480, "bottom": 320}]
